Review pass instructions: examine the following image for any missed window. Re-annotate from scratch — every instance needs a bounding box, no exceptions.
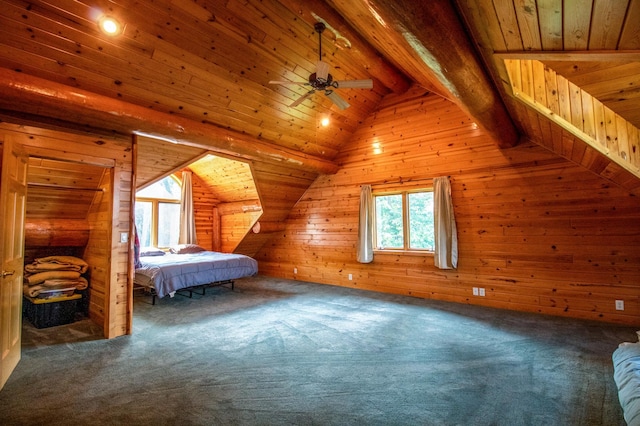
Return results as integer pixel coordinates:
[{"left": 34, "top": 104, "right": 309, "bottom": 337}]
[
  {"left": 135, "top": 176, "right": 181, "bottom": 248},
  {"left": 374, "top": 189, "right": 434, "bottom": 252}
]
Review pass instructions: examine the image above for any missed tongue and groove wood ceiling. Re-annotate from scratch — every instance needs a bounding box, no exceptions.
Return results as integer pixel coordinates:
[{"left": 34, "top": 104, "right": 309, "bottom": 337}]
[{"left": 0, "top": 0, "right": 638, "bottom": 193}]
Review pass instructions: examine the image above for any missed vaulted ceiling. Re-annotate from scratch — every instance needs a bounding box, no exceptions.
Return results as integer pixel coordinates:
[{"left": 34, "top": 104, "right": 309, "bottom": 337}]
[{"left": 0, "top": 0, "right": 638, "bottom": 192}]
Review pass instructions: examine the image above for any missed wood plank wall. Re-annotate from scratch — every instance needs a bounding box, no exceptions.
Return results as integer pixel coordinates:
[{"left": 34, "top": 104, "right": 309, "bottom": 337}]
[
  {"left": 187, "top": 170, "right": 218, "bottom": 251},
  {"left": 256, "top": 88, "right": 640, "bottom": 326},
  {"left": 234, "top": 161, "right": 319, "bottom": 257}
]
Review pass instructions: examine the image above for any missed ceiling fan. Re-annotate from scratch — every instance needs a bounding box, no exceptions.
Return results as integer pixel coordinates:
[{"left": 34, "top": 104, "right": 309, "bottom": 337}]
[{"left": 269, "top": 22, "right": 373, "bottom": 110}]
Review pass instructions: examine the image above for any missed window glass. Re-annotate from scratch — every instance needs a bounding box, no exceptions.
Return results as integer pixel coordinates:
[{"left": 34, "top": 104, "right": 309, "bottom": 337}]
[
  {"left": 135, "top": 201, "right": 152, "bottom": 247},
  {"left": 375, "top": 194, "right": 403, "bottom": 249},
  {"left": 135, "top": 176, "right": 181, "bottom": 248},
  {"left": 408, "top": 192, "right": 434, "bottom": 250},
  {"left": 158, "top": 202, "right": 180, "bottom": 247},
  {"left": 374, "top": 189, "right": 434, "bottom": 252},
  {"left": 137, "top": 177, "right": 181, "bottom": 200}
]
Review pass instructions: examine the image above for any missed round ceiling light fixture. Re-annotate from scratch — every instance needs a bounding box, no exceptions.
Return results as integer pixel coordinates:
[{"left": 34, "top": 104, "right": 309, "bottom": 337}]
[{"left": 98, "top": 15, "right": 124, "bottom": 36}]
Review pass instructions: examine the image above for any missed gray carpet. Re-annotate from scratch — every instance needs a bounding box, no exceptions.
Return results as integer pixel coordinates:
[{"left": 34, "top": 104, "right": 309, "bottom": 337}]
[{"left": 0, "top": 276, "right": 635, "bottom": 425}]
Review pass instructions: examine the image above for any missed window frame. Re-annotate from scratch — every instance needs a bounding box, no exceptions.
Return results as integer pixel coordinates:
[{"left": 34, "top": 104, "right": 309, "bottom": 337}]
[
  {"left": 372, "top": 187, "right": 435, "bottom": 255},
  {"left": 135, "top": 175, "right": 181, "bottom": 249}
]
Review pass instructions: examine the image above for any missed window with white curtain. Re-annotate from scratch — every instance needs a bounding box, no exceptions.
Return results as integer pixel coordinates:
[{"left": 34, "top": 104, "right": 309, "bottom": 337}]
[
  {"left": 373, "top": 189, "right": 435, "bottom": 252},
  {"left": 135, "top": 175, "right": 181, "bottom": 248}
]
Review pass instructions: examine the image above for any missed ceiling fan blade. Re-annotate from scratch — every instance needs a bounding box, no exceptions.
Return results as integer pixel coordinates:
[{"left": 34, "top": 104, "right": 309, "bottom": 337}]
[
  {"left": 289, "top": 90, "right": 315, "bottom": 108},
  {"left": 316, "top": 60, "right": 330, "bottom": 81},
  {"left": 269, "top": 80, "right": 308, "bottom": 86},
  {"left": 334, "top": 79, "right": 373, "bottom": 89},
  {"left": 325, "top": 90, "right": 350, "bottom": 110}
]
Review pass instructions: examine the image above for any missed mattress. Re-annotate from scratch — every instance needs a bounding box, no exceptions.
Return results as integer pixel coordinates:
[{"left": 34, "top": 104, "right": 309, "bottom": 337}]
[{"left": 134, "top": 251, "right": 258, "bottom": 299}]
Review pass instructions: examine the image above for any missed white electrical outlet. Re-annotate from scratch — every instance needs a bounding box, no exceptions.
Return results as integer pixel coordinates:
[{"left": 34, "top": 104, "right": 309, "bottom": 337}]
[
  {"left": 293, "top": 267, "right": 297, "bottom": 274},
  {"left": 120, "top": 232, "right": 128, "bottom": 243},
  {"left": 348, "top": 273, "right": 353, "bottom": 280},
  {"left": 479, "top": 288, "right": 486, "bottom": 297},
  {"left": 615, "top": 300, "right": 625, "bottom": 311},
  {"left": 472, "top": 287, "right": 479, "bottom": 296}
]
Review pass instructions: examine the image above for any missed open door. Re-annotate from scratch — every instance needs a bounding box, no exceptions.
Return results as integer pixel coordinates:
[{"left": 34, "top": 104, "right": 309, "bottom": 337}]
[{"left": 0, "top": 136, "right": 28, "bottom": 390}]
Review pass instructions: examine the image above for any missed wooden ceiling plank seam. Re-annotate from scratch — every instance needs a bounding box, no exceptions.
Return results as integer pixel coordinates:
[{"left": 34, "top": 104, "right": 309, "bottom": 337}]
[
  {"left": 513, "top": 0, "right": 543, "bottom": 50},
  {"left": 580, "top": 90, "right": 597, "bottom": 140},
  {"left": 532, "top": 60, "right": 548, "bottom": 105},
  {"left": 568, "top": 80, "right": 584, "bottom": 133},
  {"left": 628, "top": 120, "right": 640, "bottom": 167},
  {"left": 604, "top": 107, "right": 620, "bottom": 157},
  {"left": 616, "top": 114, "right": 631, "bottom": 162},
  {"left": 618, "top": 0, "right": 640, "bottom": 48},
  {"left": 454, "top": 0, "right": 509, "bottom": 51},
  {"left": 563, "top": 0, "right": 594, "bottom": 50},
  {"left": 556, "top": 74, "right": 572, "bottom": 123},
  {"left": 542, "top": 64, "right": 560, "bottom": 113},
  {"left": 173, "top": 0, "right": 268, "bottom": 44},
  {"left": 588, "top": 0, "right": 631, "bottom": 49},
  {"left": 536, "top": 0, "right": 563, "bottom": 50},
  {"left": 593, "top": 99, "right": 609, "bottom": 150},
  {"left": 492, "top": 0, "right": 525, "bottom": 50}
]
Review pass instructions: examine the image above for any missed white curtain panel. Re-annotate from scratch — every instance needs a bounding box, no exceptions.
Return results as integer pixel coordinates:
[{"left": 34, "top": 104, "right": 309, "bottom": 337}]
[
  {"left": 357, "top": 184, "right": 374, "bottom": 263},
  {"left": 179, "top": 171, "right": 198, "bottom": 244},
  {"left": 433, "top": 176, "right": 458, "bottom": 269}
]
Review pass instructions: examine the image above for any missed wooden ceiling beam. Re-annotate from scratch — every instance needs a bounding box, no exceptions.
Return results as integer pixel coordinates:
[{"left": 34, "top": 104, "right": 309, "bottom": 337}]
[
  {"left": 330, "top": 0, "right": 520, "bottom": 149},
  {"left": 0, "top": 68, "right": 339, "bottom": 175},
  {"left": 277, "top": 0, "right": 412, "bottom": 94}
]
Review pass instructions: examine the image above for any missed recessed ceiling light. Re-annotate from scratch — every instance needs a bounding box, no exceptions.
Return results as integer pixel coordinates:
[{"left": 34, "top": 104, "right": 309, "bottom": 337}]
[
  {"left": 320, "top": 117, "right": 330, "bottom": 127},
  {"left": 98, "top": 15, "right": 124, "bottom": 36}
]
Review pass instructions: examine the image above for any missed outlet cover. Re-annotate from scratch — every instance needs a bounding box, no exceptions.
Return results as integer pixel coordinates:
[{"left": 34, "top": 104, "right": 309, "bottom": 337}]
[
  {"left": 479, "top": 288, "right": 486, "bottom": 297},
  {"left": 294, "top": 267, "right": 297, "bottom": 274},
  {"left": 472, "top": 287, "right": 479, "bottom": 296},
  {"left": 615, "top": 300, "right": 624, "bottom": 311},
  {"left": 348, "top": 274, "right": 353, "bottom": 280}
]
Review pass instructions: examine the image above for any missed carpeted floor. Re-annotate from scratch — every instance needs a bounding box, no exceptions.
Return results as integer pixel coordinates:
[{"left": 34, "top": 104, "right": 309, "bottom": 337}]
[{"left": 0, "top": 275, "right": 636, "bottom": 425}]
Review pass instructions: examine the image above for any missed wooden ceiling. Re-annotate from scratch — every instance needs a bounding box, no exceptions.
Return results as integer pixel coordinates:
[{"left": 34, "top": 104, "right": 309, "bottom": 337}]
[{"left": 1, "top": 0, "right": 639, "bottom": 202}]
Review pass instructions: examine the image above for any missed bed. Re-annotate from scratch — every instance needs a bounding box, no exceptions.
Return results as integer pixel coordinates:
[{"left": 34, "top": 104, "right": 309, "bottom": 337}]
[{"left": 134, "top": 244, "right": 258, "bottom": 304}]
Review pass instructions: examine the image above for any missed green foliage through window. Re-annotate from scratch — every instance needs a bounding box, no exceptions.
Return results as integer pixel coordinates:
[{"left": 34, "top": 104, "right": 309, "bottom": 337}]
[
  {"left": 135, "top": 176, "right": 181, "bottom": 248},
  {"left": 374, "top": 189, "right": 434, "bottom": 251}
]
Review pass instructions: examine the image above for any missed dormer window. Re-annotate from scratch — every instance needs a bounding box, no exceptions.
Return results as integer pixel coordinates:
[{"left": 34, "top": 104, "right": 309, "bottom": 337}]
[{"left": 135, "top": 175, "right": 181, "bottom": 249}]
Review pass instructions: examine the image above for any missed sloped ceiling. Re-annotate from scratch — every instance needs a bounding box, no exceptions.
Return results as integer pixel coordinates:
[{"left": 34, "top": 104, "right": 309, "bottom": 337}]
[{"left": 0, "top": 0, "right": 639, "bottom": 214}]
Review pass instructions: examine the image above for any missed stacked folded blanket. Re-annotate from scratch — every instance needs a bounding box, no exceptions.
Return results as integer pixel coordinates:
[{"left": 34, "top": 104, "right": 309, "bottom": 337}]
[{"left": 23, "top": 255, "right": 89, "bottom": 298}]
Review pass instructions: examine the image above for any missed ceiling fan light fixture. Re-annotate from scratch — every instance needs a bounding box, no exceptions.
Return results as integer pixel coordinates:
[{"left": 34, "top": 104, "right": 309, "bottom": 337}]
[{"left": 270, "top": 21, "right": 372, "bottom": 110}]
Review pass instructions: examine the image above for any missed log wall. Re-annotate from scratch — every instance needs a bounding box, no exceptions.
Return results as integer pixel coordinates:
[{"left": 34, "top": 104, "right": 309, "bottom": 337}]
[{"left": 256, "top": 89, "right": 640, "bottom": 326}]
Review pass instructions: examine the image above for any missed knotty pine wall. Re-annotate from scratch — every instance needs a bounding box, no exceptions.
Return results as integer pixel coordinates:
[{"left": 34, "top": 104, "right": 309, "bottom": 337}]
[
  {"left": 256, "top": 89, "right": 640, "bottom": 326},
  {"left": 188, "top": 170, "right": 218, "bottom": 251}
]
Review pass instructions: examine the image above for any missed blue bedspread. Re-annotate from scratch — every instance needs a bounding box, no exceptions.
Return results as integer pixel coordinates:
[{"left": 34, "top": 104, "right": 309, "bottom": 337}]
[{"left": 135, "top": 251, "right": 258, "bottom": 298}]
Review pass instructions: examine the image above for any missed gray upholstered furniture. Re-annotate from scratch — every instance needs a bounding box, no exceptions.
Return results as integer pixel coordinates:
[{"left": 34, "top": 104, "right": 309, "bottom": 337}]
[{"left": 613, "top": 337, "right": 640, "bottom": 426}]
